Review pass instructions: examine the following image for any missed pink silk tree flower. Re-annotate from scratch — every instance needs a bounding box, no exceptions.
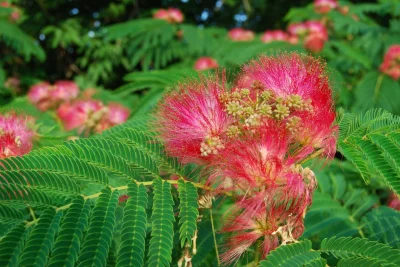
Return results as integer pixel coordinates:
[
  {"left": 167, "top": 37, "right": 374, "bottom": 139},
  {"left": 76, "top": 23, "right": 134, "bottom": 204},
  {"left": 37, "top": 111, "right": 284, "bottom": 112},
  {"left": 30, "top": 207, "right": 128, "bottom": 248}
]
[
  {"left": 153, "top": 8, "right": 184, "bottom": 23},
  {"left": 28, "top": 82, "right": 53, "bottom": 111},
  {"left": 154, "top": 75, "right": 232, "bottom": 164},
  {"left": 287, "top": 22, "right": 308, "bottom": 36},
  {"left": 95, "top": 103, "right": 130, "bottom": 133},
  {"left": 380, "top": 45, "right": 400, "bottom": 80},
  {"left": 0, "top": 113, "right": 35, "bottom": 158},
  {"left": 194, "top": 57, "right": 219, "bottom": 71},
  {"left": 210, "top": 125, "right": 290, "bottom": 191},
  {"left": 261, "top": 30, "right": 290, "bottom": 43},
  {"left": 220, "top": 200, "right": 307, "bottom": 265},
  {"left": 57, "top": 100, "right": 105, "bottom": 134},
  {"left": 167, "top": 8, "right": 184, "bottom": 23},
  {"left": 388, "top": 192, "right": 400, "bottom": 211},
  {"left": 51, "top": 80, "right": 79, "bottom": 102},
  {"left": 314, "top": 0, "right": 338, "bottom": 14},
  {"left": 236, "top": 53, "right": 337, "bottom": 159},
  {"left": 153, "top": 9, "right": 170, "bottom": 21},
  {"left": 228, "top": 28, "right": 255, "bottom": 42}
]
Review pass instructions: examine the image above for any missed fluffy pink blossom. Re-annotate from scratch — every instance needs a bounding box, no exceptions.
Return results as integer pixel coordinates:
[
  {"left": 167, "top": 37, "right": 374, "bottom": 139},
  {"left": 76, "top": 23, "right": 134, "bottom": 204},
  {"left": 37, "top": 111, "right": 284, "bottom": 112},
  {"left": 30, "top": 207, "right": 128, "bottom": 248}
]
[
  {"left": 314, "top": 0, "right": 338, "bottom": 14},
  {"left": 153, "top": 8, "right": 184, "bottom": 23},
  {"left": 287, "top": 22, "right": 308, "bottom": 36},
  {"left": 51, "top": 80, "right": 79, "bottom": 102},
  {"left": 380, "top": 45, "right": 400, "bottom": 80},
  {"left": 236, "top": 53, "right": 337, "bottom": 158},
  {"left": 27, "top": 82, "right": 52, "bottom": 111},
  {"left": 228, "top": 28, "right": 255, "bottom": 42},
  {"left": 57, "top": 100, "right": 130, "bottom": 135},
  {"left": 155, "top": 74, "right": 232, "bottom": 164},
  {"left": 261, "top": 30, "right": 290, "bottom": 43},
  {"left": 28, "top": 80, "right": 79, "bottom": 111},
  {"left": 287, "top": 21, "right": 328, "bottom": 52},
  {"left": 0, "top": 113, "right": 35, "bottom": 158},
  {"left": 194, "top": 57, "right": 219, "bottom": 71},
  {"left": 168, "top": 8, "right": 184, "bottom": 23}
]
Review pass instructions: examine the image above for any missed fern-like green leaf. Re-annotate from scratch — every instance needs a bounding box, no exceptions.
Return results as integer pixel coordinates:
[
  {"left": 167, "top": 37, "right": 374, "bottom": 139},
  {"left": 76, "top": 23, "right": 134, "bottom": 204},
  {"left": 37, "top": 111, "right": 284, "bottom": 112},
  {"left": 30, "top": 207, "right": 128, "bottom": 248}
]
[
  {"left": 147, "top": 178, "right": 175, "bottom": 267},
  {"left": 76, "top": 187, "right": 119, "bottom": 267},
  {"left": 19, "top": 208, "right": 63, "bottom": 267},
  {"left": 259, "top": 240, "right": 323, "bottom": 267},
  {"left": 47, "top": 196, "right": 91, "bottom": 267},
  {"left": 116, "top": 182, "right": 148, "bottom": 267},
  {"left": 0, "top": 224, "right": 27, "bottom": 266},
  {"left": 361, "top": 206, "right": 400, "bottom": 249},
  {"left": 177, "top": 179, "right": 199, "bottom": 247},
  {"left": 320, "top": 236, "right": 400, "bottom": 265}
]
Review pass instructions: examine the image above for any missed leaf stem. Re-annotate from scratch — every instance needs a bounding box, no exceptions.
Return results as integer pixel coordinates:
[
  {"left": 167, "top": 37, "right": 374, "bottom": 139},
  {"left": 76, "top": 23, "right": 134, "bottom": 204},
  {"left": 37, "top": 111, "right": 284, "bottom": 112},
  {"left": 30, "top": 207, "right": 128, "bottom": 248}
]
[{"left": 26, "top": 178, "right": 231, "bottom": 226}]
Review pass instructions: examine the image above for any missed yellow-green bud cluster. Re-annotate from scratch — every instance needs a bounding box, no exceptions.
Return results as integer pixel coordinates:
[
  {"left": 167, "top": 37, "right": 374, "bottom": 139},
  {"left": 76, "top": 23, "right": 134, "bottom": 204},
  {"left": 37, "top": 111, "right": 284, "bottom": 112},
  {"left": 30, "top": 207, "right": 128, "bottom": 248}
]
[
  {"left": 200, "top": 136, "right": 225, "bottom": 156},
  {"left": 220, "top": 80, "right": 313, "bottom": 138}
]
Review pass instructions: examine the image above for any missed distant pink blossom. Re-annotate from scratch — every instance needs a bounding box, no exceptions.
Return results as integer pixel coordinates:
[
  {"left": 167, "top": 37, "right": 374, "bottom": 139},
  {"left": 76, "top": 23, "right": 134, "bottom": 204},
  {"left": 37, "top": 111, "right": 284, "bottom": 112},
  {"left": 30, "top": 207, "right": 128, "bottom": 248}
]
[
  {"left": 287, "top": 21, "right": 328, "bottom": 53},
  {"left": 314, "top": 0, "right": 338, "bottom": 14},
  {"left": 28, "top": 80, "right": 79, "bottom": 111},
  {"left": 380, "top": 45, "right": 400, "bottom": 80},
  {"left": 51, "top": 80, "right": 79, "bottom": 102},
  {"left": 153, "top": 8, "right": 184, "bottom": 23},
  {"left": 27, "top": 82, "right": 53, "bottom": 111},
  {"left": 388, "top": 192, "right": 400, "bottom": 211},
  {"left": 261, "top": 30, "right": 289, "bottom": 43},
  {"left": 228, "top": 28, "right": 255, "bottom": 42},
  {"left": 194, "top": 57, "right": 219, "bottom": 71},
  {"left": 0, "top": 1, "right": 21, "bottom": 22},
  {"left": 0, "top": 113, "right": 35, "bottom": 158},
  {"left": 57, "top": 100, "right": 130, "bottom": 135},
  {"left": 4, "top": 77, "right": 21, "bottom": 94}
]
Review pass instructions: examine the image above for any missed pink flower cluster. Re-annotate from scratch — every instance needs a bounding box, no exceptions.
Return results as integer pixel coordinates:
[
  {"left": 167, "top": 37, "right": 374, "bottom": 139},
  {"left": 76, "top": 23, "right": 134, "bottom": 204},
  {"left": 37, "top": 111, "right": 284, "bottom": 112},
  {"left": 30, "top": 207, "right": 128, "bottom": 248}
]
[
  {"left": 28, "top": 80, "right": 79, "bottom": 111},
  {"left": 228, "top": 28, "right": 255, "bottom": 42},
  {"left": 155, "top": 53, "right": 337, "bottom": 263},
  {"left": 153, "top": 8, "right": 184, "bottom": 23},
  {"left": 0, "top": 1, "right": 21, "bottom": 22},
  {"left": 194, "top": 57, "right": 219, "bottom": 71},
  {"left": 57, "top": 100, "right": 130, "bottom": 135},
  {"left": 314, "top": 0, "right": 338, "bottom": 14},
  {"left": 388, "top": 192, "right": 400, "bottom": 211},
  {"left": 288, "top": 20, "right": 328, "bottom": 53},
  {"left": 261, "top": 30, "right": 298, "bottom": 44},
  {"left": 0, "top": 113, "right": 35, "bottom": 159},
  {"left": 380, "top": 45, "right": 400, "bottom": 80}
]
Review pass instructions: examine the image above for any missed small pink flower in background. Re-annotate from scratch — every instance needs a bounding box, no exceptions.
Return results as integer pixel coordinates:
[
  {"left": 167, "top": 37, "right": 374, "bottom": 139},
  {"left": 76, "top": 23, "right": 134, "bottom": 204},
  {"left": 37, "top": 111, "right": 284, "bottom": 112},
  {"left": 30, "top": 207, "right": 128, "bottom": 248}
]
[
  {"left": 388, "top": 192, "right": 400, "bottom": 211},
  {"left": 261, "top": 30, "right": 289, "bottom": 43},
  {"left": 228, "top": 28, "right": 255, "bottom": 42},
  {"left": 4, "top": 76, "right": 21, "bottom": 94},
  {"left": 0, "top": 1, "right": 21, "bottom": 22},
  {"left": 57, "top": 100, "right": 130, "bottom": 135},
  {"left": 287, "top": 20, "right": 328, "bottom": 53},
  {"left": 27, "top": 82, "right": 52, "bottom": 111},
  {"left": 314, "top": 0, "right": 338, "bottom": 14},
  {"left": 155, "top": 74, "right": 231, "bottom": 164},
  {"left": 168, "top": 8, "right": 184, "bottom": 23},
  {"left": 0, "top": 112, "right": 35, "bottom": 158},
  {"left": 194, "top": 57, "right": 219, "bottom": 71},
  {"left": 380, "top": 45, "right": 400, "bottom": 80},
  {"left": 28, "top": 80, "right": 79, "bottom": 111},
  {"left": 57, "top": 100, "right": 104, "bottom": 133},
  {"left": 287, "top": 22, "right": 308, "bottom": 36},
  {"left": 51, "top": 80, "right": 79, "bottom": 102},
  {"left": 153, "top": 8, "right": 184, "bottom": 23}
]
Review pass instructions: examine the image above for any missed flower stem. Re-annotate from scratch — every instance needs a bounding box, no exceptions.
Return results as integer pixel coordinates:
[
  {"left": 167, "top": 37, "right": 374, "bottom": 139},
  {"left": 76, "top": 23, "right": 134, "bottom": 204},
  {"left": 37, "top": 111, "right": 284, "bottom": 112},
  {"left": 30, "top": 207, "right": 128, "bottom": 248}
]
[{"left": 210, "top": 208, "right": 221, "bottom": 266}]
